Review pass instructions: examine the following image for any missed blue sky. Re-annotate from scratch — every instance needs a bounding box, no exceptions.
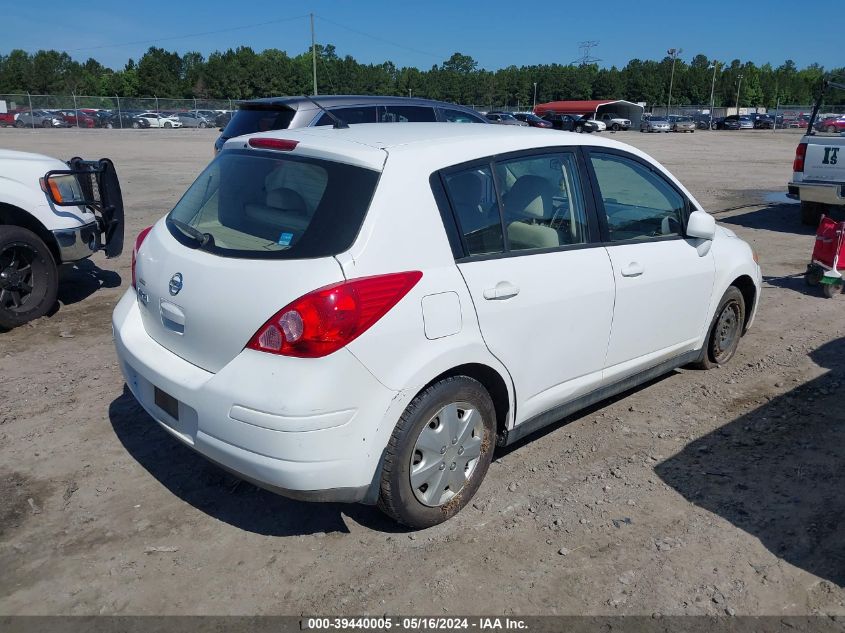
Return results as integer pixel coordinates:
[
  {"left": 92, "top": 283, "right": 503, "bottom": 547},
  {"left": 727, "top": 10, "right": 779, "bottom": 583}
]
[{"left": 2, "top": 0, "right": 838, "bottom": 71}]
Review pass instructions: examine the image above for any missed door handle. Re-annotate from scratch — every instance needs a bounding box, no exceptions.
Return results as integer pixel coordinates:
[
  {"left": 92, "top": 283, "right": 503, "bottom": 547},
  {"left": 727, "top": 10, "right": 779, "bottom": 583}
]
[
  {"left": 483, "top": 282, "right": 520, "bottom": 300},
  {"left": 621, "top": 262, "right": 644, "bottom": 277}
]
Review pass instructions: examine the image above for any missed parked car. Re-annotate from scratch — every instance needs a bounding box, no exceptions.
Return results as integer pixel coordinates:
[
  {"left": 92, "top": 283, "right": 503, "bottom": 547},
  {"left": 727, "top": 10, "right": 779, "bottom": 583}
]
[
  {"left": 669, "top": 115, "right": 696, "bottom": 133},
  {"left": 511, "top": 112, "right": 553, "bottom": 128},
  {"left": 106, "top": 112, "right": 151, "bottom": 129},
  {"left": 0, "top": 151, "right": 124, "bottom": 328},
  {"left": 597, "top": 112, "right": 631, "bottom": 131},
  {"left": 191, "top": 109, "right": 220, "bottom": 121},
  {"left": 215, "top": 95, "right": 488, "bottom": 153},
  {"left": 59, "top": 110, "right": 96, "bottom": 128},
  {"left": 586, "top": 117, "right": 607, "bottom": 132},
  {"left": 640, "top": 117, "right": 671, "bottom": 132},
  {"left": 15, "top": 110, "right": 68, "bottom": 128},
  {"left": 136, "top": 112, "right": 183, "bottom": 128},
  {"left": 540, "top": 113, "right": 597, "bottom": 133},
  {"left": 692, "top": 113, "right": 712, "bottom": 129},
  {"left": 0, "top": 109, "right": 21, "bottom": 127},
  {"left": 815, "top": 116, "right": 845, "bottom": 133},
  {"left": 177, "top": 112, "right": 213, "bottom": 128},
  {"left": 484, "top": 112, "right": 529, "bottom": 126},
  {"left": 115, "top": 123, "right": 761, "bottom": 528},
  {"left": 713, "top": 115, "right": 750, "bottom": 130},
  {"left": 214, "top": 111, "right": 233, "bottom": 128},
  {"left": 747, "top": 113, "right": 774, "bottom": 129}
]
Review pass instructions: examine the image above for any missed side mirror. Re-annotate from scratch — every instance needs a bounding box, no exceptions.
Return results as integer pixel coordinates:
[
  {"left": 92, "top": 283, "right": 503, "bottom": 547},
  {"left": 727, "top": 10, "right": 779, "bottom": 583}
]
[{"left": 686, "top": 210, "right": 716, "bottom": 241}]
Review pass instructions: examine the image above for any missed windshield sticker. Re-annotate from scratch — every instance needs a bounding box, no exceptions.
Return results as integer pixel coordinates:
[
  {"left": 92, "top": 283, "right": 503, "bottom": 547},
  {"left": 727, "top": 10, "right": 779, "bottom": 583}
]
[{"left": 277, "top": 232, "right": 294, "bottom": 246}]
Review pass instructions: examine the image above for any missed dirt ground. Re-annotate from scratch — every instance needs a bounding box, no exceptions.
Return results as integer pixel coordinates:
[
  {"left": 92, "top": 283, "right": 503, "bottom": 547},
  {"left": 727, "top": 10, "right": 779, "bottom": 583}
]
[{"left": 0, "top": 127, "right": 843, "bottom": 617}]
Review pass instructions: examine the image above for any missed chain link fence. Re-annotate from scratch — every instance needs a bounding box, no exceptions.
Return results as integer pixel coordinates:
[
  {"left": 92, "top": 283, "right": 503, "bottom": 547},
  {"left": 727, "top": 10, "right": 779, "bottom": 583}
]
[{"left": 0, "top": 93, "right": 235, "bottom": 129}]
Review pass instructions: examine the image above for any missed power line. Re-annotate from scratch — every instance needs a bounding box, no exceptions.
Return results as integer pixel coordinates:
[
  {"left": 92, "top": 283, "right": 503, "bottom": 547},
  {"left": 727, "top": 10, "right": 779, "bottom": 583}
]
[
  {"left": 315, "top": 15, "right": 447, "bottom": 62},
  {"left": 49, "top": 14, "right": 311, "bottom": 54}
]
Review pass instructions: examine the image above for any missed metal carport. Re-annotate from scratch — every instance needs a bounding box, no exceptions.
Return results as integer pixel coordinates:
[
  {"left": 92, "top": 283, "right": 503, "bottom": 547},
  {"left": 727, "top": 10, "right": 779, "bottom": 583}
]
[{"left": 534, "top": 100, "right": 645, "bottom": 128}]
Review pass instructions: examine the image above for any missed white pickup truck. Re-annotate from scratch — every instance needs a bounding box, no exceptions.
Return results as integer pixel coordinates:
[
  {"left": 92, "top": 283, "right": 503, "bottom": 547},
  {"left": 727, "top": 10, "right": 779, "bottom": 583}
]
[
  {"left": 788, "top": 80, "right": 845, "bottom": 225},
  {"left": 0, "top": 150, "right": 124, "bottom": 329}
]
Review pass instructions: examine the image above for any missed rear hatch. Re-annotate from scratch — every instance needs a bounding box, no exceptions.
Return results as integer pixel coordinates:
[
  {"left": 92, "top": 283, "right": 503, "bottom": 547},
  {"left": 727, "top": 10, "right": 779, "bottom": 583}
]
[{"left": 134, "top": 143, "right": 382, "bottom": 373}]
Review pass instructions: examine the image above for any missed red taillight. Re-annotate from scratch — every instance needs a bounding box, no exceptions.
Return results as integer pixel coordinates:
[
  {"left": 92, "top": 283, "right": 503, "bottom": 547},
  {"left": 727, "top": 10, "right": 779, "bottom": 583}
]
[
  {"left": 248, "top": 138, "right": 299, "bottom": 151},
  {"left": 131, "top": 226, "right": 153, "bottom": 289},
  {"left": 246, "top": 271, "right": 423, "bottom": 358},
  {"left": 793, "top": 142, "right": 808, "bottom": 172}
]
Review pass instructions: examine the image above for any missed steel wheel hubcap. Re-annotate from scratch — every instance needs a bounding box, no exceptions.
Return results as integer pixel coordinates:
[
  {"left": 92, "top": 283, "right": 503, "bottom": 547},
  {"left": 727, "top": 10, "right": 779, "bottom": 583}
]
[
  {"left": 712, "top": 300, "right": 740, "bottom": 362},
  {"left": 0, "top": 244, "right": 36, "bottom": 311},
  {"left": 410, "top": 402, "right": 484, "bottom": 507}
]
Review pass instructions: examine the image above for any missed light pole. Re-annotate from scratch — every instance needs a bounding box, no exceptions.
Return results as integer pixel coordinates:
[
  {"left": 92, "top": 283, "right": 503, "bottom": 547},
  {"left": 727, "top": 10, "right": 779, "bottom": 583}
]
[
  {"left": 735, "top": 73, "right": 744, "bottom": 115},
  {"left": 533, "top": 82, "right": 538, "bottom": 110},
  {"left": 708, "top": 61, "right": 719, "bottom": 130},
  {"left": 667, "top": 48, "right": 682, "bottom": 115}
]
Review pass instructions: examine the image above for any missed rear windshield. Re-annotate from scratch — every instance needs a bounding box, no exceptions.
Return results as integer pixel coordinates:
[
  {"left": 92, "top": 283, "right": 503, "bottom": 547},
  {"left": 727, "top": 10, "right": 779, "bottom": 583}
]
[
  {"left": 166, "top": 150, "right": 380, "bottom": 259},
  {"left": 221, "top": 107, "right": 296, "bottom": 139}
]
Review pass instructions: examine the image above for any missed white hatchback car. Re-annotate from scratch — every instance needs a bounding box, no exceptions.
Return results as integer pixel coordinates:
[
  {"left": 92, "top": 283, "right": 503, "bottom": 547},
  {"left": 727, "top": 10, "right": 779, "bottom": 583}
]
[{"left": 113, "top": 124, "right": 761, "bottom": 528}]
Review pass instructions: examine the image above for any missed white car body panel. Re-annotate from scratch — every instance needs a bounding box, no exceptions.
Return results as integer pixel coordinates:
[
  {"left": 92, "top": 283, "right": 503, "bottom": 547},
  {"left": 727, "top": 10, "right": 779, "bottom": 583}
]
[
  {"left": 113, "top": 123, "right": 761, "bottom": 504},
  {"left": 0, "top": 149, "right": 91, "bottom": 231},
  {"left": 790, "top": 136, "right": 845, "bottom": 207}
]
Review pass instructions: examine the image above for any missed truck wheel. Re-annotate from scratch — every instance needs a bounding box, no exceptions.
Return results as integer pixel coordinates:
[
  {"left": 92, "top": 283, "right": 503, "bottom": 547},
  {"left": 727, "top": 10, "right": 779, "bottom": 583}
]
[
  {"left": 378, "top": 376, "right": 496, "bottom": 529},
  {"left": 800, "top": 201, "right": 824, "bottom": 226},
  {"left": 612, "top": 123, "right": 620, "bottom": 131},
  {"left": 694, "top": 287, "right": 745, "bottom": 370},
  {"left": 0, "top": 226, "right": 58, "bottom": 330}
]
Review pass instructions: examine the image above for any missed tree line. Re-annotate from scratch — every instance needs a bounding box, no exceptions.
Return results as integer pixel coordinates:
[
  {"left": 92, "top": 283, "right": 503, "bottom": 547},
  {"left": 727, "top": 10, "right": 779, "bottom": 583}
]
[{"left": 1, "top": 45, "right": 842, "bottom": 108}]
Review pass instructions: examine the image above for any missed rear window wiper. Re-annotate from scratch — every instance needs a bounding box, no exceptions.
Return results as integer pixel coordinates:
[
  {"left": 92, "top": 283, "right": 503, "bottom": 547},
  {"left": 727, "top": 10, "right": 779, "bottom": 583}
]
[{"left": 170, "top": 218, "right": 215, "bottom": 250}]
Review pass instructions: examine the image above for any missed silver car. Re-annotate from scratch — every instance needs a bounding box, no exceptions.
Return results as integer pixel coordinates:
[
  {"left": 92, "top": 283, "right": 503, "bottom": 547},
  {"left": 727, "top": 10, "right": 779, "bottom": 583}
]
[
  {"left": 15, "top": 110, "right": 68, "bottom": 128},
  {"left": 641, "top": 117, "right": 671, "bottom": 133},
  {"left": 177, "top": 112, "right": 212, "bottom": 128}
]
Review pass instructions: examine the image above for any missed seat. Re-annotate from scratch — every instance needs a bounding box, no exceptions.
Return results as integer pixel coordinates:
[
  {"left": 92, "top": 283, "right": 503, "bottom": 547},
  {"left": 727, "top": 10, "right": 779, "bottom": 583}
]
[
  {"left": 502, "top": 175, "right": 561, "bottom": 250},
  {"left": 449, "top": 171, "right": 489, "bottom": 233},
  {"left": 243, "top": 186, "right": 309, "bottom": 236}
]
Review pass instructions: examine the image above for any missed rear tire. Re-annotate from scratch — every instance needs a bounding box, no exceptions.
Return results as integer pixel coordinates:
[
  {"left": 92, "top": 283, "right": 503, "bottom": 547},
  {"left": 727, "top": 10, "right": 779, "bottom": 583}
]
[
  {"left": 694, "top": 287, "right": 745, "bottom": 369},
  {"left": 800, "top": 201, "right": 824, "bottom": 226},
  {"left": 0, "top": 226, "right": 58, "bottom": 330},
  {"left": 828, "top": 125, "right": 836, "bottom": 133},
  {"left": 378, "top": 376, "right": 496, "bottom": 529}
]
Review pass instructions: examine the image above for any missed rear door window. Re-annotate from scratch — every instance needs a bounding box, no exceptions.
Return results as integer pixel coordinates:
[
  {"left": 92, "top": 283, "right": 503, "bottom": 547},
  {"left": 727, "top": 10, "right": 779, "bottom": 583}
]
[
  {"left": 314, "top": 106, "right": 377, "bottom": 126},
  {"left": 378, "top": 105, "right": 436, "bottom": 122},
  {"left": 166, "top": 150, "right": 379, "bottom": 259}
]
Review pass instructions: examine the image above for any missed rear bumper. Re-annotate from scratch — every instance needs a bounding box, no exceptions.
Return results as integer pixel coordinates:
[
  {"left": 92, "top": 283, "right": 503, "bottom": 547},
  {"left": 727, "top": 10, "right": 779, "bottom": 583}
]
[
  {"left": 789, "top": 181, "right": 845, "bottom": 206},
  {"left": 111, "top": 289, "right": 400, "bottom": 503}
]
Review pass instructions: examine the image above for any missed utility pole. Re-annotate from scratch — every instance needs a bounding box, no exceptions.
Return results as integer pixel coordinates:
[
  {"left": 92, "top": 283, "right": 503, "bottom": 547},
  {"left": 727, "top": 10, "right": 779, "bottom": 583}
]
[
  {"left": 310, "top": 13, "right": 318, "bottom": 96},
  {"left": 708, "top": 60, "right": 719, "bottom": 130},
  {"left": 735, "top": 73, "right": 744, "bottom": 115},
  {"left": 667, "top": 48, "right": 682, "bottom": 115},
  {"left": 533, "top": 82, "right": 538, "bottom": 110}
]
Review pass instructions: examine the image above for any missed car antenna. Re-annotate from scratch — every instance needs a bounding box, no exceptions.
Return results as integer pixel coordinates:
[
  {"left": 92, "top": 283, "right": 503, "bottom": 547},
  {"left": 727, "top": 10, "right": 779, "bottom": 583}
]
[{"left": 303, "top": 95, "right": 349, "bottom": 129}]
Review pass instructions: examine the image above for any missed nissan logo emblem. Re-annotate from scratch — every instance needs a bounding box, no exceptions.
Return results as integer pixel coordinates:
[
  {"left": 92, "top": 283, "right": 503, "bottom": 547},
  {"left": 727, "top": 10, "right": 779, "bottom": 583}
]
[{"left": 169, "top": 273, "right": 183, "bottom": 296}]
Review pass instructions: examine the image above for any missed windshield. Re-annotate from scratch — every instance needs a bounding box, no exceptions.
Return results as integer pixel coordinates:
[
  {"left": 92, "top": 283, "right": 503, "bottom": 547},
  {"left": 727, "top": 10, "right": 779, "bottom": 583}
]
[
  {"left": 221, "top": 107, "right": 296, "bottom": 139},
  {"left": 166, "top": 149, "right": 380, "bottom": 259}
]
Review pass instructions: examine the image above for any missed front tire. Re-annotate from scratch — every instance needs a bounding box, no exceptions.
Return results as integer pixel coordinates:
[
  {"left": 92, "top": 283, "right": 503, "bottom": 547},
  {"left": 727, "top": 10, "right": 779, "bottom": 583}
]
[
  {"left": 694, "top": 287, "right": 745, "bottom": 369},
  {"left": 822, "top": 283, "right": 842, "bottom": 298},
  {"left": 0, "top": 226, "right": 58, "bottom": 330},
  {"left": 611, "top": 123, "right": 620, "bottom": 131},
  {"left": 164, "top": 122, "right": 172, "bottom": 128},
  {"left": 378, "top": 376, "right": 496, "bottom": 529},
  {"left": 800, "top": 201, "right": 824, "bottom": 226}
]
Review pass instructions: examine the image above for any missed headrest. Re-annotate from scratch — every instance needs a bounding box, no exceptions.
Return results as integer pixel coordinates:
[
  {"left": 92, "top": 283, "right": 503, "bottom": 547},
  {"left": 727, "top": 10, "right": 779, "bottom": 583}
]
[
  {"left": 504, "top": 175, "right": 553, "bottom": 219},
  {"left": 266, "top": 187, "right": 306, "bottom": 213},
  {"left": 449, "top": 171, "right": 484, "bottom": 206}
]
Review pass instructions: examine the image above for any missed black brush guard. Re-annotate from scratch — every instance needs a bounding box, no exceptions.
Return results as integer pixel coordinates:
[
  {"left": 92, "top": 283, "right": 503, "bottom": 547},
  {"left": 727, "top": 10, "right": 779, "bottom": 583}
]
[{"left": 44, "top": 157, "right": 125, "bottom": 258}]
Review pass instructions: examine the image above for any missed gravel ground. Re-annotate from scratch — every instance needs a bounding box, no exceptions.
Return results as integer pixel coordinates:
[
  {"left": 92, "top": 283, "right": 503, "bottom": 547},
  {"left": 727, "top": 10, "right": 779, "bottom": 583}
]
[{"left": 0, "top": 127, "right": 843, "bottom": 616}]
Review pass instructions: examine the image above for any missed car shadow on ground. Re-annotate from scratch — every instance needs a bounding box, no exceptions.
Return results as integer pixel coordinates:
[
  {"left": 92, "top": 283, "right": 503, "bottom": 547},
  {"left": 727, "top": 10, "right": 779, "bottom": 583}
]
[
  {"left": 762, "top": 273, "right": 824, "bottom": 298},
  {"left": 108, "top": 387, "right": 406, "bottom": 537},
  {"left": 717, "top": 202, "right": 836, "bottom": 235},
  {"left": 656, "top": 337, "right": 845, "bottom": 586},
  {"left": 57, "top": 258, "right": 122, "bottom": 306}
]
